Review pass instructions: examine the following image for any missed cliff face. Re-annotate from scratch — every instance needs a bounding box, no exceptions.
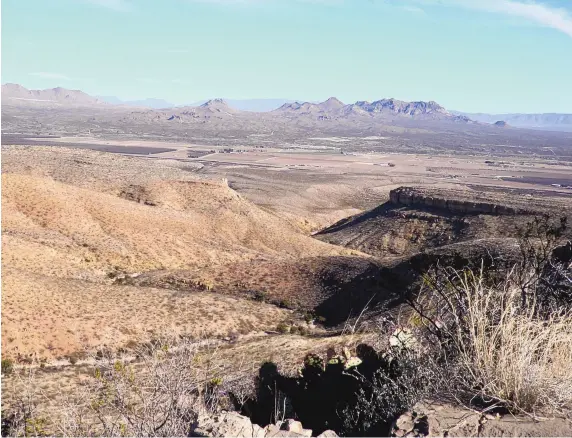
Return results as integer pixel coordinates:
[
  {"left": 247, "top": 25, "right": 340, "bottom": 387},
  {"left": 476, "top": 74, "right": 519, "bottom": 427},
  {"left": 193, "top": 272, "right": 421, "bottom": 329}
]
[
  {"left": 389, "top": 187, "right": 536, "bottom": 216},
  {"left": 316, "top": 186, "right": 572, "bottom": 259}
]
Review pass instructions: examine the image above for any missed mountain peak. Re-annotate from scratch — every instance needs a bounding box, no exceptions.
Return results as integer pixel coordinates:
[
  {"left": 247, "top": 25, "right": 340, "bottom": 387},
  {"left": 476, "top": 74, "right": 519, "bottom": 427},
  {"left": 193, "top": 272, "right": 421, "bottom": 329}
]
[
  {"left": 198, "top": 98, "right": 238, "bottom": 113},
  {"left": 319, "top": 97, "right": 345, "bottom": 110},
  {"left": 200, "top": 98, "right": 230, "bottom": 108},
  {"left": 357, "top": 98, "right": 449, "bottom": 116}
]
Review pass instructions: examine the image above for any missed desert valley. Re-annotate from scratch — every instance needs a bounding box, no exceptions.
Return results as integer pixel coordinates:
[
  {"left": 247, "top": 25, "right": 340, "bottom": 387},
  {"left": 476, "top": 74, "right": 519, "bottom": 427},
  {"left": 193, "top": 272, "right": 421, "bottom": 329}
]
[{"left": 2, "top": 82, "right": 572, "bottom": 437}]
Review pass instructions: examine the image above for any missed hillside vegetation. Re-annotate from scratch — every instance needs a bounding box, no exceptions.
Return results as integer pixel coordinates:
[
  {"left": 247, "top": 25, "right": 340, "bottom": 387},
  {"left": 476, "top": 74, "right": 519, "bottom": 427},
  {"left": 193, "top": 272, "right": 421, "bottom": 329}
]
[{"left": 1, "top": 146, "right": 355, "bottom": 358}]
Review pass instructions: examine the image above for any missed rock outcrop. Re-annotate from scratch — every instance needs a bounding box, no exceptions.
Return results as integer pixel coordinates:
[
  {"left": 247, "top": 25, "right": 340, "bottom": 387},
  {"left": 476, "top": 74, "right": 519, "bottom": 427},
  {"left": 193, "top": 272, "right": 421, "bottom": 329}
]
[
  {"left": 389, "top": 187, "right": 539, "bottom": 216},
  {"left": 191, "top": 412, "right": 337, "bottom": 438},
  {"left": 316, "top": 186, "right": 572, "bottom": 258}
]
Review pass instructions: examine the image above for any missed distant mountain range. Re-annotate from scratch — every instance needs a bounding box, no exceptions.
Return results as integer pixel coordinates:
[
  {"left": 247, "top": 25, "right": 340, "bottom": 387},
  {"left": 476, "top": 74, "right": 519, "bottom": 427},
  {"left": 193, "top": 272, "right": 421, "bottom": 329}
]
[
  {"left": 3, "top": 84, "right": 571, "bottom": 131},
  {"left": 97, "top": 96, "right": 175, "bottom": 109},
  {"left": 191, "top": 99, "right": 297, "bottom": 112},
  {"left": 1, "top": 83, "right": 103, "bottom": 105},
  {"left": 275, "top": 97, "right": 471, "bottom": 122},
  {"left": 98, "top": 96, "right": 297, "bottom": 111},
  {"left": 452, "top": 111, "right": 572, "bottom": 132}
]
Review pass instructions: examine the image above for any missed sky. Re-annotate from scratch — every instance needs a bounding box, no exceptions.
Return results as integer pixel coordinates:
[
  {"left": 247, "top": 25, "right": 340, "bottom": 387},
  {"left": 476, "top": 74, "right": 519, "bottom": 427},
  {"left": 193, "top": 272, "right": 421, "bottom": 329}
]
[{"left": 2, "top": 0, "right": 572, "bottom": 113}]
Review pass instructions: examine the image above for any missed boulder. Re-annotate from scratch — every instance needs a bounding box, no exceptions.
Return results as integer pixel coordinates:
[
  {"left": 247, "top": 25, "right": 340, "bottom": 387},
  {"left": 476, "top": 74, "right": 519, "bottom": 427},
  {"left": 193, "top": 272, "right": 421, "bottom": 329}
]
[
  {"left": 192, "top": 412, "right": 315, "bottom": 438},
  {"left": 280, "top": 419, "right": 312, "bottom": 437},
  {"left": 192, "top": 411, "right": 266, "bottom": 437},
  {"left": 317, "top": 431, "right": 338, "bottom": 437}
]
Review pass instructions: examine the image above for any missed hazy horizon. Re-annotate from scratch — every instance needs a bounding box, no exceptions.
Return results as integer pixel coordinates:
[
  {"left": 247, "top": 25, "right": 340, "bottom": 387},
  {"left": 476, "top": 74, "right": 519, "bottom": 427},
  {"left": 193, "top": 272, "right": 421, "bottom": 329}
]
[{"left": 2, "top": 0, "right": 572, "bottom": 114}]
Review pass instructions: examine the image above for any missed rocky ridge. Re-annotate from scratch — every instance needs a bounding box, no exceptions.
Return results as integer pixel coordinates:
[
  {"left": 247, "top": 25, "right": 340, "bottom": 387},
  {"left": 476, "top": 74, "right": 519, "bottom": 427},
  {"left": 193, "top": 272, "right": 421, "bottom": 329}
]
[
  {"left": 276, "top": 98, "right": 466, "bottom": 121},
  {"left": 316, "top": 186, "right": 572, "bottom": 258},
  {"left": 388, "top": 186, "right": 545, "bottom": 216}
]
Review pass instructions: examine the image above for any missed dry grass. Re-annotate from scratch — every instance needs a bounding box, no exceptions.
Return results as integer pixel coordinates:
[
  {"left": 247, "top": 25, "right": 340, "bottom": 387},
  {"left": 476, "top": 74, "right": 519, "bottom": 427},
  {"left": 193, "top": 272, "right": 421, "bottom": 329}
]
[
  {"left": 1, "top": 146, "right": 351, "bottom": 359},
  {"left": 451, "top": 270, "right": 572, "bottom": 413},
  {"left": 128, "top": 254, "right": 376, "bottom": 313},
  {"left": 413, "top": 267, "right": 572, "bottom": 414},
  {"left": 1, "top": 269, "right": 293, "bottom": 359}
]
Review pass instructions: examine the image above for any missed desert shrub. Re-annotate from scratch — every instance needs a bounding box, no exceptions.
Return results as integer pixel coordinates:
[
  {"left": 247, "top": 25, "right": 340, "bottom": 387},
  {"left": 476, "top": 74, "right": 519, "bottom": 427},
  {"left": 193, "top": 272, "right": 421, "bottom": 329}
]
[
  {"left": 56, "top": 337, "right": 224, "bottom": 437},
  {"left": 409, "top": 264, "right": 572, "bottom": 414},
  {"left": 514, "top": 215, "right": 572, "bottom": 312},
  {"left": 252, "top": 290, "right": 267, "bottom": 302},
  {"left": 1, "top": 369, "right": 46, "bottom": 437},
  {"left": 277, "top": 299, "right": 292, "bottom": 309},
  {"left": 2, "top": 358, "right": 14, "bottom": 375},
  {"left": 402, "top": 215, "right": 572, "bottom": 414},
  {"left": 303, "top": 312, "right": 314, "bottom": 324},
  {"left": 276, "top": 323, "right": 289, "bottom": 334}
]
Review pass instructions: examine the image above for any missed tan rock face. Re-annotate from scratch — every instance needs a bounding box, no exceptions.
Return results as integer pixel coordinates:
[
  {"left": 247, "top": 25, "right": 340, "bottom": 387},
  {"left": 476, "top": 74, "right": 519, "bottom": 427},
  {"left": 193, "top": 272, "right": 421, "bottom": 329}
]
[
  {"left": 193, "top": 411, "right": 266, "bottom": 437},
  {"left": 388, "top": 187, "right": 540, "bottom": 216}
]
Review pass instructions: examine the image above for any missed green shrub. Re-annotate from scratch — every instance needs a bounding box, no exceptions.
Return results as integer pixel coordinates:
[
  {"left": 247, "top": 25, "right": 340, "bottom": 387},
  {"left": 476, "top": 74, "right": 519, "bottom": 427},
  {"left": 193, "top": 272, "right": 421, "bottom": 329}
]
[
  {"left": 276, "top": 323, "right": 289, "bottom": 334},
  {"left": 303, "top": 312, "right": 315, "bottom": 324},
  {"left": 1, "top": 358, "right": 14, "bottom": 375},
  {"left": 277, "top": 299, "right": 292, "bottom": 309},
  {"left": 252, "top": 291, "right": 266, "bottom": 302}
]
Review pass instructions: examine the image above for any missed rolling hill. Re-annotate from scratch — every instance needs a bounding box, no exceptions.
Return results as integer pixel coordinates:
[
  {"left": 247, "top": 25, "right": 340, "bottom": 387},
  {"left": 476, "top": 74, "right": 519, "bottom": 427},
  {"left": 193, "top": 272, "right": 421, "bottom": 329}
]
[{"left": 2, "top": 145, "right": 374, "bottom": 358}]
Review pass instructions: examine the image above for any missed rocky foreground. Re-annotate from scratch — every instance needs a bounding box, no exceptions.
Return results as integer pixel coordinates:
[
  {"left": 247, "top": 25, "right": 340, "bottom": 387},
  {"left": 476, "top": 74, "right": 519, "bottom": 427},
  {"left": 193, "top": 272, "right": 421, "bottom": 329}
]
[{"left": 192, "top": 405, "right": 572, "bottom": 437}]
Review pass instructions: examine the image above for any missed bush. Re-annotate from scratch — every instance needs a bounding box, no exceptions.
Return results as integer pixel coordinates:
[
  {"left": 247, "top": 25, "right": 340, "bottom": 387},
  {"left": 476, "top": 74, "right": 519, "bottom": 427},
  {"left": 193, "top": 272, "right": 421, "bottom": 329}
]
[
  {"left": 57, "top": 337, "right": 211, "bottom": 436},
  {"left": 277, "top": 299, "right": 292, "bottom": 309},
  {"left": 276, "top": 323, "right": 289, "bottom": 334},
  {"left": 252, "top": 290, "right": 266, "bottom": 302},
  {"left": 410, "top": 264, "right": 572, "bottom": 413},
  {"left": 2, "top": 358, "right": 14, "bottom": 375}
]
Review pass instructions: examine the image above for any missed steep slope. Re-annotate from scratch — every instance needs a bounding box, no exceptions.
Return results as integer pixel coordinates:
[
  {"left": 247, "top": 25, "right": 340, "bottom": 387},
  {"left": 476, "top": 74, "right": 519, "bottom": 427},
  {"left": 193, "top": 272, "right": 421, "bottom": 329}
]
[{"left": 1, "top": 147, "right": 346, "bottom": 281}]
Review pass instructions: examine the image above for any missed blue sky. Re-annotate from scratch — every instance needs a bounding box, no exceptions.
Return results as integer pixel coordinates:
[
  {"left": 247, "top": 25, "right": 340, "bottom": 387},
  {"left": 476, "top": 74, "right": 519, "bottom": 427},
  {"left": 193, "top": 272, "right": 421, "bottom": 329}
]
[{"left": 2, "top": 0, "right": 572, "bottom": 113}]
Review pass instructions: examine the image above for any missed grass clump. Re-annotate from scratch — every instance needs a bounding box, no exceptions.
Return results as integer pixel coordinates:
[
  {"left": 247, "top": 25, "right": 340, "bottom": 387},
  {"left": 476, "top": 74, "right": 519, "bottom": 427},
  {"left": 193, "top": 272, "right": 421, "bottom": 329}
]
[{"left": 410, "top": 264, "right": 572, "bottom": 414}]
